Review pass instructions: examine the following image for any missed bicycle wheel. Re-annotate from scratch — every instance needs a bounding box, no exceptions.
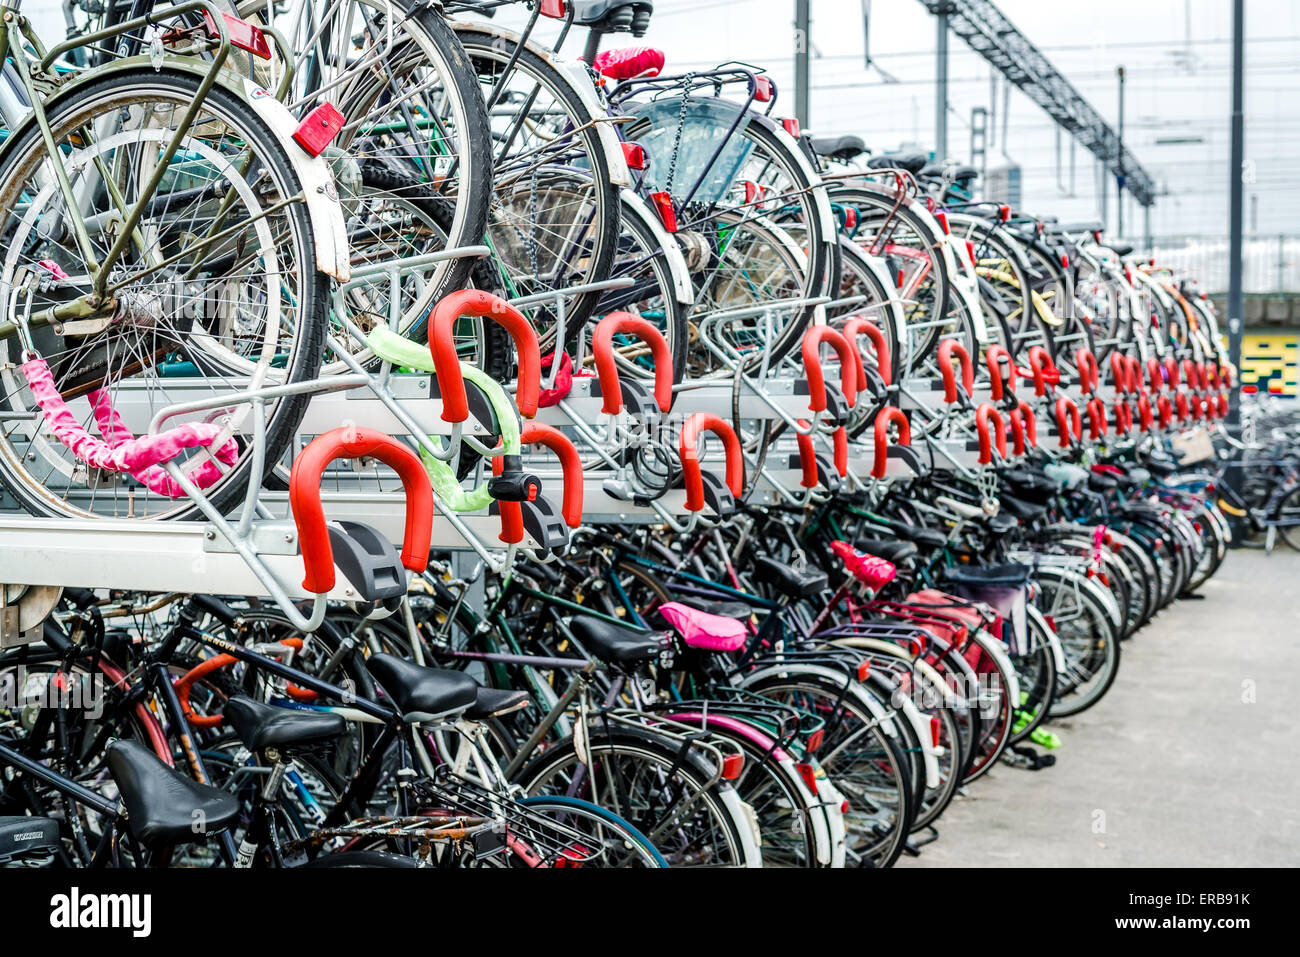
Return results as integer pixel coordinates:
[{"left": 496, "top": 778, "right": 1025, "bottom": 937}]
[
  {"left": 514, "top": 725, "right": 758, "bottom": 867},
  {"left": 1038, "top": 570, "right": 1122, "bottom": 717},
  {"left": 748, "top": 675, "right": 913, "bottom": 868},
  {"left": 623, "top": 108, "right": 833, "bottom": 374},
  {"left": 457, "top": 25, "right": 620, "bottom": 347},
  {"left": 516, "top": 795, "right": 669, "bottom": 868},
  {"left": 248, "top": 0, "right": 492, "bottom": 348},
  {"left": 831, "top": 184, "right": 951, "bottom": 371},
  {"left": 592, "top": 189, "right": 691, "bottom": 384},
  {"left": 0, "top": 70, "right": 326, "bottom": 520}
]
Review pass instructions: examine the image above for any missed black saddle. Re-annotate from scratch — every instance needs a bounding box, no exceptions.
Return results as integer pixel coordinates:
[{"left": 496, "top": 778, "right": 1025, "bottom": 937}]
[
  {"left": 987, "top": 512, "right": 1018, "bottom": 535},
  {"left": 854, "top": 536, "right": 919, "bottom": 564},
  {"left": 465, "top": 686, "right": 532, "bottom": 721},
  {"left": 867, "top": 152, "right": 928, "bottom": 175},
  {"left": 752, "top": 556, "right": 828, "bottom": 598},
  {"left": 569, "top": 0, "right": 650, "bottom": 29},
  {"left": 1087, "top": 471, "right": 1119, "bottom": 493},
  {"left": 811, "top": 134, "right": 867, "bottom": 161},
  {"left": 888, "top": 521, "right": 948, "bottom": 549},
  {"left": 1146, "top": 454, "right": 1179, "bottom": 478},
  {"left": 367, "top": 654, "right": 478, "bottom": 721},
  {"left": 569, "top": 616, "right": 665, "bottom": 666},
  {"left": 0, "top": 816, "right": 60, "bottom": 863},
  {"left": 106, "top": 740, "right": 240, "bottom": 850},
  {"left": 998, "top": 493, "right": 1048, "bottom": 522},
  {"left": 223, "top": 696, "right": 346, "bottom": 752}
]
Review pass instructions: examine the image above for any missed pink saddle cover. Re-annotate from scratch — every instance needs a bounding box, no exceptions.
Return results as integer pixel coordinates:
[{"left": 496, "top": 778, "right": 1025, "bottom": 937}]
[
  {"left": 592, "top": 46, "right": 665, "bottom": 80},
  {"left": 658, "top": 601, "right": 747, "bottom": 652}
]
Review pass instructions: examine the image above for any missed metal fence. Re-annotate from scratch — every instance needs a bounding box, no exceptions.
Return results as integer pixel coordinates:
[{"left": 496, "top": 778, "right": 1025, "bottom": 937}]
[{"left": 1139, "top": 235, "right": 1300, "bottom": 296}]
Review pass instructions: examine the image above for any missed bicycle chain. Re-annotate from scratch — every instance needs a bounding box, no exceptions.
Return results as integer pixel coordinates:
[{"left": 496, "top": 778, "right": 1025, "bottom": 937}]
[{"left": 663, "top": 73, "right": 695, "bottom": 199}]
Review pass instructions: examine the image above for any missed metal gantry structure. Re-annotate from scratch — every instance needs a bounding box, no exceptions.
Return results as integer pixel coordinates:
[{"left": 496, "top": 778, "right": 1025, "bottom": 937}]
[{"left": 921, "top": 0, "right": 1156, "bottom": 209}]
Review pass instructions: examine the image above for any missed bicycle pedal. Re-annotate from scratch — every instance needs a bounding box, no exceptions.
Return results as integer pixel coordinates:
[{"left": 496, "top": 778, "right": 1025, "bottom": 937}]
[
  {"left": 1004, "top": 745, "right": 1055, "bottom": 771},
  {"left": 1029, "top": 727, "right": 1062, "bottom": 750}
]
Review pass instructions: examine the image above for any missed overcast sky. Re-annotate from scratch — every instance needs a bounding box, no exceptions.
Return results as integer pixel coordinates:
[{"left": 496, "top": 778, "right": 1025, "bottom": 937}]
[{"left": 26, "top": 0, "right": 1294, "bottom": 241}]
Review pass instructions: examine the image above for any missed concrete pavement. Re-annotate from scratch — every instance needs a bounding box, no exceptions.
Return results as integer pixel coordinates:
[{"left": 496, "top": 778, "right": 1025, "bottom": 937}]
[{"left": 905, "top": 549, "right": 1300, "bottom": 867}]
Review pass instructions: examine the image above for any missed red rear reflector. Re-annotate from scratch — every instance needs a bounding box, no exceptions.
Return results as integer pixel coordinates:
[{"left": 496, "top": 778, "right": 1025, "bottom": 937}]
[
  {"left": 620, "top": 142, "right": 647, "bottom": 170},
  {"left": 856, "top": 660, "right": 870, "bottom": 682},
  {"left": 896, "top": 268, "right": 906, "bottom": 289},
  {"left": 935, "top": 211, "right": 950, "bottom": 234},
  {"left": 965, "top": 239, "right": 977, "bottom": 267},
  {"left": 721, "top": 752, "right": 744, "bottom": 780},
  {"left": 754, "top": 76, "right": 772, "bottom": 102},
  {"left": 795, "top": 762, "right": 819, "bottom": 796},
  {"left": 998, "top": 204, "right": 1010, "bottom": 222},
  {"left": 539, "top": 0, "right": 567, "bottom": 17},
  {"left": 782, "top": 117, "right": 801, "bottom": 138},
  {"left": 649, "top": 191, "right": 677, "bottom": 232},
  {"left": 929, "top": 714, "right": 941, "bottom": 748},
  {"left": 203, "top": 11, "right": 272, "bottom": 60},
  {"left": 1044, "top": 615, "right": 1057, "bottom": 633},
  {"left": 844, "top": 207, "right": 857, "bottom": 229},
  {"left": 293, "top": 102, "right": 345, "bottom": 157},
  {"left": 840, "top": 799, "right": 850, "bottom": 814},
  {"left": 1060, "top": 253, "right": 1070, "bottom": 269},
  {"left": 805, "top": 728, "right": 824, "bottom": 755}
]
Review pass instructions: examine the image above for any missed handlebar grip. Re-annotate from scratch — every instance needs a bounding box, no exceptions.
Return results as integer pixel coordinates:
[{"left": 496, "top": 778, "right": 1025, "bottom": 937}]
[
  {"left": 871, "top": 407, "right": 910, "bottom": 479},
  {"left": 937, "top": 339, "right": 974, "bottom": 404},
  {"left": 429, "top": 290, "right": 540, "bottom": 422},
  {"left": 976, "top": 403, "right": 1006, "bottom": 464},
  {"left": 680, "top": 413, "right": 744, "bottom": 512},
  {"left": 592, "top": 312, "right": 675, "bottom": 415},
  {"left": 1054, "top": 397, "right": 1082, "bottom": 447},
  {"left": 520, "top": 422, "right": 584, "bottom": 528},
  {"left": 986, "top": 344, "right": 1017, "bottom": 401},
  {"left": 290, "top": 427, "right": 433, "bottom": 595},
  {"left": 802, "top": 325, "right": 861, "bottom": 412},
  {"left": 841, "top": 318, "right": 891, "bottom": 387}
]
